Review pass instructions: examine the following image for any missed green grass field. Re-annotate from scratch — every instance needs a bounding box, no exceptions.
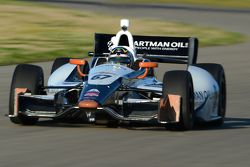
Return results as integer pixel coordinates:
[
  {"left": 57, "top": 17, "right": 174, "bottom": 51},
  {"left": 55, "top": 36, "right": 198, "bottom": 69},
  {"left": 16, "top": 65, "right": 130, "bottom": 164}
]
[
  {"left": 115, "top": 0, "right": 250, "bottom": 8},
  {"left": 0, "top": 1, "right": 247, "bottom": 65}
]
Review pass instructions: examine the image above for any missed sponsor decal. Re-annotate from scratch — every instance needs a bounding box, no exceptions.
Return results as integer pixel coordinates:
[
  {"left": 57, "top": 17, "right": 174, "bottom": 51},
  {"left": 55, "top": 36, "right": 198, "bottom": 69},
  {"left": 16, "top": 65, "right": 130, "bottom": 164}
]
[
  {"left": 212, "top": 85, "right": 219, "bottom": 113},
  {"left": 194, "top": 91, "right": 211, "bottom": 112},
  {"left": 134, "top": 40, "right": 188, "bottom": 51},
  {"left": 194, "top": 91, "right": 210, "bottom": 101},
  {"left": 84, "top": 89, "right": 100, "bottom": 97},
  {"left": 62, "top": 82, "right": 79, "bottom": 85},
  {"left": 144, "top": 83, "right": 162, "bottom": 88},
  {"left": 91, "top": 74, "right": 112, "bottom": 80}
]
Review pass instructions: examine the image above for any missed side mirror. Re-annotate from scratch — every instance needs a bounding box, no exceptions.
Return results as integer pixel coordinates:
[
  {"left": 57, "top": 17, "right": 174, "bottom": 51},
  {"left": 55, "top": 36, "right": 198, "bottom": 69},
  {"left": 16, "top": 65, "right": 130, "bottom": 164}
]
[
  {"left": 69, "top": 59, "right": 87, "bottom": 76},
  {"left": 70, "top": 59, "right": 86, "bottom": 65},
  {"left": 137, "top": 62, "right": 158, "bottom": 79},
  {"left": 88, "top": 52, "right": 94, "bottom": 57},
  {"left": 139, "top": 62, "right": 158, "bottom": 68}
]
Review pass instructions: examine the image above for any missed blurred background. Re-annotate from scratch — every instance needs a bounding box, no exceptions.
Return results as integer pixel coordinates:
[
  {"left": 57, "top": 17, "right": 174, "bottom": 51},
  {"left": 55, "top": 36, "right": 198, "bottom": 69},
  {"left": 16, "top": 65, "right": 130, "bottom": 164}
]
[{"left": 0, "top": 0, "right": 248, "bottom": 65}]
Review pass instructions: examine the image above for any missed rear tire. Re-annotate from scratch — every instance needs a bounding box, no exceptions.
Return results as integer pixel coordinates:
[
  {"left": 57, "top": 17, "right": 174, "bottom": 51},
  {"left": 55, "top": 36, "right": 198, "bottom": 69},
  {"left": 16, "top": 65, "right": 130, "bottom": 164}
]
[
  {"left": 51, "top": 57, "right": 70, "bottom": 74},
  {"left": 194, "top": 63, "right": 226, "bottom": 126},
  {"left": 9, "top": 64, "right": 44, "bottom": 125},
  {"left": 162, "top": 70, "right": 194, "bottom": 130},
  {"left": 51, "top": 57, "right": 89, "bottom": 81}
]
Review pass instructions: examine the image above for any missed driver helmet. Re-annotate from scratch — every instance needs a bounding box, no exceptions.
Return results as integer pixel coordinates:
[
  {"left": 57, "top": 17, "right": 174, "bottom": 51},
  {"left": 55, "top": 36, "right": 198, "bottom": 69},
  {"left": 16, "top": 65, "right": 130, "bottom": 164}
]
[{"left": 108, "top": 46, "right": 134, "bottom": 67}]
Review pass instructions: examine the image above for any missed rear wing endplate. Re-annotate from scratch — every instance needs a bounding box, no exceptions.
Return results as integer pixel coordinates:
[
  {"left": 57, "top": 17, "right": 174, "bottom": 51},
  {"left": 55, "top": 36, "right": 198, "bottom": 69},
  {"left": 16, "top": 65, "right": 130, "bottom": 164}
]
[{"left": 94, "top": 33, "right": 198, "bottom": 65}]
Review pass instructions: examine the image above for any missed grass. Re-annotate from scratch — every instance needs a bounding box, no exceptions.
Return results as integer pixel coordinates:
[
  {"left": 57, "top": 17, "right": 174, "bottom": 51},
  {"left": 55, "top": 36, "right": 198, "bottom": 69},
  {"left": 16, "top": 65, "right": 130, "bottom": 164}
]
[
  {"left": 114, "top": 0, "right": 250, "bottom": 9},
  {"left": 0, "top": 1, "right": 247, "bottom": 65}
]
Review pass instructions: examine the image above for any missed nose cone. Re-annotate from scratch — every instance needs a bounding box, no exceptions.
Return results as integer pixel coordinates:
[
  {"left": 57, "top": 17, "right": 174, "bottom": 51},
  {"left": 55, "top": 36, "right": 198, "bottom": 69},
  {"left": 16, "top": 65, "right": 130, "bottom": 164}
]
[{"left": 78, "top": 100, "right": 99, "bottom": 109}]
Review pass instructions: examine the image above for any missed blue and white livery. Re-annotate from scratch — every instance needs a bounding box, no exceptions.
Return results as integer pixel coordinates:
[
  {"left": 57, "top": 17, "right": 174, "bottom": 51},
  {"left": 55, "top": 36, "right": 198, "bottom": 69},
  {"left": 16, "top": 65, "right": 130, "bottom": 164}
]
[{"left": 9, "top": 19, "right": 226, "bottom": 130}]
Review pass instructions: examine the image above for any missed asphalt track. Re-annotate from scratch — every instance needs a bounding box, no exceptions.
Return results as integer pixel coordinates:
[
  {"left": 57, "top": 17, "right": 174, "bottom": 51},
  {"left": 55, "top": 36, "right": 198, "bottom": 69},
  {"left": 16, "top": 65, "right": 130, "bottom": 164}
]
[{"left": 1, "top": 1, "right": 250, "bottom": 167}]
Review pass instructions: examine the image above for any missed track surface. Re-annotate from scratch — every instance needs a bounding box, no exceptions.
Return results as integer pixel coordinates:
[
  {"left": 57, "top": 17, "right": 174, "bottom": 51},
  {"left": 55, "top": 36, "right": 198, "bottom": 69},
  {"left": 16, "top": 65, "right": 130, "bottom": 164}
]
[{"left": 1, "top": 1, "right": 250, "bottom": 167}]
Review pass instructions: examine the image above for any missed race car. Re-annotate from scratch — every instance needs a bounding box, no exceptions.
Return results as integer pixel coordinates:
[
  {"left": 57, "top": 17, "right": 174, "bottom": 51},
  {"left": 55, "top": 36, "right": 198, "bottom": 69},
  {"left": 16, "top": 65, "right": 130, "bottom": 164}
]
[{"left": 8, "top": 19, "right": 226, "bottom": 130}]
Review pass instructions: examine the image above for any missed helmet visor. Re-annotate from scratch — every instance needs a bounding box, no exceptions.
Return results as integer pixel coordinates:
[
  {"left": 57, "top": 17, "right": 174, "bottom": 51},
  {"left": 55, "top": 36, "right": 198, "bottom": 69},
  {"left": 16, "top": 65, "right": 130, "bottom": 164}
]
[{"left": 109, "top": 56, "right": 131, "bottom": 65}]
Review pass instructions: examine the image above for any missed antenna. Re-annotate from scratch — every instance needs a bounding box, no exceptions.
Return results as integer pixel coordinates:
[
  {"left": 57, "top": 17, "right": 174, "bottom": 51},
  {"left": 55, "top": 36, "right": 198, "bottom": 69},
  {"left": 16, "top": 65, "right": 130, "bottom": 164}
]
[{"left": 120, "top": 19, "right": 129, "bottom": 31}]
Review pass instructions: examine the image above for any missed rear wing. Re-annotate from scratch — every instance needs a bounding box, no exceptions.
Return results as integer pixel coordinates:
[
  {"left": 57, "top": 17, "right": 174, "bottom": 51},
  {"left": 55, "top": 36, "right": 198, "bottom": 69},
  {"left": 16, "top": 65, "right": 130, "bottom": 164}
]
[{"left": 94, "top": 33, "right": 198, "bottom": 65}]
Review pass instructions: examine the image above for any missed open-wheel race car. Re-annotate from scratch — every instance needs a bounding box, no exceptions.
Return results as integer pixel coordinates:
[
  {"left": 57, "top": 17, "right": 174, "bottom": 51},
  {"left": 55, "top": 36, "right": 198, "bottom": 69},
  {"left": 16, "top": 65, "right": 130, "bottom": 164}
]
[{"left": 9, "top": 19, "right": 226, "bottom": 130}]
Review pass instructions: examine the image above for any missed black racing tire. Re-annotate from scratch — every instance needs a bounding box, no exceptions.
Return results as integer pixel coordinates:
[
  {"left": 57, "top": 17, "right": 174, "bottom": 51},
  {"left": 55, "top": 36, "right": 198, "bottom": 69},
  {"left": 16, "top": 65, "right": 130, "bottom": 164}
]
[
  {"left": 51, "top": 57, "right": 70, "bottom": 74},
  {"left": 163, "top": 70, "right": 194, "bottom": 130},
  {"left": 51, "top": 57, "right": 90, "bottom": 81},
  {"left": 9, "top": 64, "right": 44, "bottom": 125},
  {"left": 194, "top": 63, "right": 226, "bottom": 126}
]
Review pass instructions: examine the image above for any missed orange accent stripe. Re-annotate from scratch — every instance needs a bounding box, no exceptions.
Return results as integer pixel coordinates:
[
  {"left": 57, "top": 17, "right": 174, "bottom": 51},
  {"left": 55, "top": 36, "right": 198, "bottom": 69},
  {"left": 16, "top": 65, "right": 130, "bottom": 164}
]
[
  {"left": 137, "top": 68, "right": 149, "bottom": 79},
  {"left": 70, "top": 59, "right": 86, "bottom": 65},
  {"left": 77, "top": 65, "right": 87, "bottom": 77},
  {"left": 78, "top": 100, "right": 99, "bottom": 109},
  {"left": 137, "top": 62, "right": 158, "bottom": 79},
  {"left": 69, "top": 59, "right": 88, "bottom": 77},
  {"left": 139, "top": 62, "right": 158, "bottom": 68}
]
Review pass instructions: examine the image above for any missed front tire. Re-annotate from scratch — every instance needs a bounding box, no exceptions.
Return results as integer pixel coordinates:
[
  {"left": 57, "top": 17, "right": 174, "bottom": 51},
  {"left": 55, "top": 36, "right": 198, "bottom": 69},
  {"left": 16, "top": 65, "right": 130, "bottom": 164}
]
[
  {"left": 162, "top": 70, "right": 194, "bottom": 130},
  {"left": 9, "top": 64, "right": 44, "bottom": 125}
]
